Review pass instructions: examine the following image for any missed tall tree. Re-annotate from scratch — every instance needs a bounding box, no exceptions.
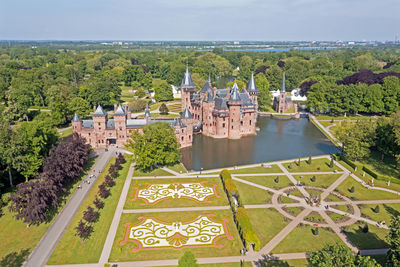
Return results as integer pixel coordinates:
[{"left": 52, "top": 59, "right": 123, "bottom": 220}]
[
  {"left": 154, "top": 80, "right": 173, "bottom": 101},
  {"left": 178, "top": 251, "right": 198, "bottom": 267},
  {"left": 386, "top": 215, "right": 400, "bottom": 267},
  {"left": 255, "top": 73, "right": 271, "bottom": 111}
]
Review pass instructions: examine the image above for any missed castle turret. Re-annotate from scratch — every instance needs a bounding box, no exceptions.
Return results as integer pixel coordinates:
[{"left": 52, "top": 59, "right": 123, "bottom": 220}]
[
  {"left": 246, "top": 73, "right": 260, "bottom": 109},
  {"left": 180, "top": 65, "right": 196, "bottom": 111},
  {"left": 92, "top": 105, "right": 107, "bottom": 146},
  {"left": 199, "top": 75, "right": 212, "bottom": 100},
  {"left": 228, "top": 82, "right": 242, "bottom": 139},
  {"left": 278, "top": 72, "right": 287, "bottom": 113},
  {"left": 72, "top": 113, "right": 82, "bottom": 132}
]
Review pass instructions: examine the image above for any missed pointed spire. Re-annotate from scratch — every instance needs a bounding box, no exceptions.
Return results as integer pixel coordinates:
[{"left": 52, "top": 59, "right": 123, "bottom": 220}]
[
  {"left": 206, "top": 90, "right": 214, "bottom": 102},
  {"left": 281, "top": 72, "right": 286, "bottom": 93},
  {"left": 93, "top": 105, "right": 107, "bottom": 116},
  {"left": 144, "top": 103, "right": 151, "bottom": 118},
  {"left": 200, "top": 75, "right": 212, "bottom": 93},
  {"left": 229, "top": 82, "right": 241, "bottom": 102},
  {"left": 181, "top": 107, "right": 193, "bottom": 119},
  {"left": 180, "top": 65, "right": 195, "bottom": 88},
  {"left": 247, "top": 73, "right": 259, "bottom": 93},
  {"left": 114, "top": 104, "right": 126, "bottom": 116},
  {"left": 72, "top": 113, "right": 81, "bottom": 122}
]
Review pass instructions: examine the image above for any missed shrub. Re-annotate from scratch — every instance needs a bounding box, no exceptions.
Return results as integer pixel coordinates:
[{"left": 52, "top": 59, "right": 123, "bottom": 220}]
[
  {"left": 362, "top": 224, "right": 369, "bottom": 233},
  {"left": 362, "top": 166, "right": 378, "bottom": 179},
  {"left": 236, "top": 207, "right": 261, "bottom": 251},
  {"left": 159, "top": 103, "right": 169, "bottom": 115},
  {"left": 310, "top": 176, "right": 316, "bottom": 182},
  {"left": 274, "top": 176, "right": 280, "bottom": 183},
  {"left": 75, "top": 220, "right": 92, "bottom": 240},
  {"left": 330, "top": 157, "right": 334, "bottom": 168},
  {"left": 104, "top": 175, "right": 115, "bottom": 187},
  {"left": 373, "top": 205, "right": 380, "bottom": 213},
  {"left": 312, "top": 228, "right": 319, "bottom": 236},
  {"left": 93, "top": 197, "right": 104, "bottom": 209},
  {"left": 98, "top": 183, "right": 110, "bottom": 198},
  {"left": 308, "top": 156, "right": 312, "bottom": 165},
  {"left": 349, "top": 186, "right": 355, "bottom": 193},
  {"left": 340, "top": 155, "right": 357, "bottom": 170},
  {"left": 83, "top": 206, "right": 98, "bottom": 223}
]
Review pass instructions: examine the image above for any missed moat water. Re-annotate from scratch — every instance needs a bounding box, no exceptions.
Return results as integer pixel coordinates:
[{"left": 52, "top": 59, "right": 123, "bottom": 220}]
[{"left": 181, "top": 117, "right": 339, "bottom": 171}]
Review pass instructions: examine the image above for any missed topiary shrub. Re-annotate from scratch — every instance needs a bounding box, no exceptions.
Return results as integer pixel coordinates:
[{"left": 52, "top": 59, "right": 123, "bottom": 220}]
[
  {"left": 310, "top": 176, "right": 316, "bottom": 182},
  {"left": 348, "top": 186, "right": 355, "bottom": 193},
  {"left": 311, "top": 227, "right": 319, "bottom": 236},
  {"left": 274, "top": 176, "right": 280, "bottom": 183},
  {"left": 362, "top": 224, "right": 369, "bottom": 233},
  {"left": 373, "top": 205, "right": 380, "bottom": 213},
  {"left": 308, "top": 156, "right": 312, "bottom": 165}
]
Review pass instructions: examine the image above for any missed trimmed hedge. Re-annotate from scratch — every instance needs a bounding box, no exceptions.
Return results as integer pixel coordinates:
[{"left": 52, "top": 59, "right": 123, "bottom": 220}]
[
  {"left": 362, "top": 166, "right": 378, "bottom": 179},
  {"left": 236, "top": 207, "right": 261, "bottom": 251},
  {"left": 340, "top": 155, "right": 357, "bottom": 170}
]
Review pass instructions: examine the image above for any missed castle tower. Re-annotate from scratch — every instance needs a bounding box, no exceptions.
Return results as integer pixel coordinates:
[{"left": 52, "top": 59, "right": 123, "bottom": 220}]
[
  {"left": 92, "top": 105, "right": 107, "bottom": 146},
  {"left": 181, "top": 107, "right": 193, "bottom": 127},
  {"left": 227, "top": 82, "right": 242, "bottom": 139},
  {"left": 114, "top": 105, "right": 127, "bottom": 145},
  {"left": 180, "top": 65, "right": 196, "bottom": 112},
  {"left": 278, "top": 72, "right": 287, "bottom": 113},
  {"left": 71, "top": 113, "right": 82, "bottom": 132},
  {"left": 246, "top": 73, "right": 260, "bottom": 109},
  {"left": 199, "top": 74, "right": 211, "bottom": 101}
]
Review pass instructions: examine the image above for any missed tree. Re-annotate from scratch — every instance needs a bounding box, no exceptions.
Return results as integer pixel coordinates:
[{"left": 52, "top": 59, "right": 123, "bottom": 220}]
[
  {"left": 178, "top": 251, "right": 198, "bottom": 267},
  {"left": 239, "top": 56, "right": 253, "bottom": 80},
  {"left": 68, "top": 97, "right": 91, "bottom": 118},
  {"left": 104, "top": 174, "right": 115, "bottom": 187},
  {"left": 255, "top": 73, "right": 271, "bottom": 111},
  {"left": 154, "top": 80, "right": 173, "bottom": 101},
  {"left": 93, "top": 197, "right": 104, "bottom": 209},
  {"left": 159, "top": 103, "right": 169, "bottom": 115},
  {"left": 129, "top": 99, "right": 148, "bottom": 112},
  {"left": 83, "top": 206, "right": 98, "bottom": 223},
  {"left": 309, "top": 243, "right": 380, "bottom": 267},
  {"left": 98, "top": 183, "right": 110, "bottom": 198},
  {"left": 128, "top": 122, "right": 181, "bottom": 171},
  {"left": 386, "top": 215, "right": 400, "bottom": 266},
  {"left": 75, "top": 220, "right": 92, "bottom": 240}
]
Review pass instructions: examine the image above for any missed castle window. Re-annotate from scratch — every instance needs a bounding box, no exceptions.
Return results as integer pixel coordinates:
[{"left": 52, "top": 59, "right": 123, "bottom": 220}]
[
  {"left": 222, "top": 123, "right": 225, "bottom": 128},
  {"left": 182, "top": 129, "right": 184, "bottom": 133},
  {"left": 98, "top": 123, "right": 100, "bottom": 126},
  {"left": 231, "top": 126, "right": 233, "bottom": 129},
  {"left": 189, "top": 135, "right": 191, "bottom": 140},
  {"left": 250, "top": 120, "right": 252, "bottom": 126},
  {"left": 241, "top": 121, "right": 243, "bottom": 126},
  {"left": 181, "top": 136, "right": 184, "bottom": 141}
]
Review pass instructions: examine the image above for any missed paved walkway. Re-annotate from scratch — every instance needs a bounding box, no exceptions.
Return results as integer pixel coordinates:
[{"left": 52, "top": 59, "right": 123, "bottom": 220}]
[
  {"left": 277, "top": 163, "right": 310, "bottom": 198},
  {"left": 24, "top": 147, "right": 117, "bottom": 267}
]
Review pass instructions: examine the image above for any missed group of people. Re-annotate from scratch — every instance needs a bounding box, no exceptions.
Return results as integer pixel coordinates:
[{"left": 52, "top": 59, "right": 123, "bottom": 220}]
[{"left": 77, "top": 170, "right": 98, "bottom": 189}]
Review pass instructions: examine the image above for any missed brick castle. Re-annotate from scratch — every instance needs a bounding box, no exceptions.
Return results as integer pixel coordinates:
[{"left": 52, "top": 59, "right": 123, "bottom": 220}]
[{"left": 72, "top": 67, "right": 259, "bottom": 148}]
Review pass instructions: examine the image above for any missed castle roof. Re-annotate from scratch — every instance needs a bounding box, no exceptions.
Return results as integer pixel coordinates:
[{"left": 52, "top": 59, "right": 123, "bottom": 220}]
[
  {"left": 214, "top": 97, "right": 228, "bottom": 110},
  {"left": 239, "top": 93, "right": 253, "bottom": 106},
  {"left": 93, "top": 105, "right": 107, "bottom": 117},
  {"left": 72, "top": 113, "right": 81, "bottom": 122},
  {"left": 114, "top": 105, "right": 126, "bottom": 116},
  {"left": 181, "top": 107, "right": 193, "bottom": 119},
  {"left": 281, "top": 72, "right": 286, "bottom": 93},
  {"left": 229, "top": 82, "right": 242, "bottom": 102},
  {"left": 247, "top": 73, "right": 260, "bottom": 94},
  {"left": 173, "top": 118, "right": 186, "bottom": 128},
  {"left": 200, "top": 75, "right": 212, "bottom": 93},
  {"left": 82, "top": 120, "right": 94, "bottom": 129},
  {"left": 205, "top": 90, "right": 214, "bottom": 102},
  {"left": 106, "top": 119, "right": 115, "bottom": 129},
  {"left": 180, "top": 65, "right": 196, "bottom": 89},
  {"left": 216, "top": 89, "right": 228, "bottom": 98}
]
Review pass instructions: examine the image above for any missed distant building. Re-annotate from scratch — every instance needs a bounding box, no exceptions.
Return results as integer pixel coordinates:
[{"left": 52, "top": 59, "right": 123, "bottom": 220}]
[
  {"left": 171, "top": 84, "right": 182, "bottom": 99},
  {"left": 273, "top": 73, "right": 296, "bottom": 113}
]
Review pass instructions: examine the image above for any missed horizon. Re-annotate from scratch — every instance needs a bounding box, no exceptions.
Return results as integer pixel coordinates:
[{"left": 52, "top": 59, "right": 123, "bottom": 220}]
[{"left": 1, "top": 0, "right": 399, "bottom": 41}]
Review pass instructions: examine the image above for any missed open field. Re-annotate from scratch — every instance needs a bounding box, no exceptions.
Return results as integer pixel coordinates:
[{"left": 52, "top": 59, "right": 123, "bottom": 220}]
[
  {"left": 282, "top": 158, "right": 334, "bottom": 172},
  {"left": 236, "top": 181, "right": 273, "bottom": 205}
]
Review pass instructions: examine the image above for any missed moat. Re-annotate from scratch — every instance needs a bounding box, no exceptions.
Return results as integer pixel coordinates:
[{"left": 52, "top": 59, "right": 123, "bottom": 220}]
[{"left": 181, "top": 116, "right": 339, "bottom": 171}]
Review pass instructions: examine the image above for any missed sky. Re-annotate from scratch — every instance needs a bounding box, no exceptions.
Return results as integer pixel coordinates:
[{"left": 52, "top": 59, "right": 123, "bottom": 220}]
[{"left": 0, "top": 0, "right": 399, "bottom": 41}]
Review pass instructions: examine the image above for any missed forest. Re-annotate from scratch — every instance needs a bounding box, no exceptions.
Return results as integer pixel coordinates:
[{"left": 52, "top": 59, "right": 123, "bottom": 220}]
[{"left": 1, "top": 46, "right": 400, "bottom": 192}]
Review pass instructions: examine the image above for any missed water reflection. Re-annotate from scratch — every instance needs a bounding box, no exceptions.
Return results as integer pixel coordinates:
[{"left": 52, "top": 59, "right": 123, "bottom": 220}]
[{"left": 181, "top": 117, "right": 338, "bottom": 171}]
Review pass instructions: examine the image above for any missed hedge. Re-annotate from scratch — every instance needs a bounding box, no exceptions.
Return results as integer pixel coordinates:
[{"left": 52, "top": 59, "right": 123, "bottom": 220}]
[
  {"left": 339, "top": 155, "right": 357, "bottom": 170},
  {"left": 362, "top": 166, "right": 378, "bottom": 179},
  {"left": 236, "top": 207, "right": 261, "bottom": 251},
  {"left": 220, "top": 169, "right": 239, "bottom": 196}
]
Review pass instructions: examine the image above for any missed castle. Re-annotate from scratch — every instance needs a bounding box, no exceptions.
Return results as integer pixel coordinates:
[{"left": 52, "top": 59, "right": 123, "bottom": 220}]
[
  {"left": 72, "top": 67, "right": 259, "bottom": 148},
  {"left": 273, "top": 73, "right": 296, "bottom": 113}
]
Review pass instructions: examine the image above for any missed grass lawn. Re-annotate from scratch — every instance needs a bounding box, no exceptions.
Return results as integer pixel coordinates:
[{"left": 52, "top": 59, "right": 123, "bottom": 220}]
[
  {"left": 125, "top": 177, "right": 228, "bottom": 209},
  {"left": 109, "top": 210, "right": 242, "bottom": 262},
  {"left": 47, "top": 156, "right": 132, "bottom": 264},
  {"left": 326, "top": 211, "right": 349, "bottom": 223},
  {"left": 200, "top": 263, "right": 252, "bottom": 267},
  {"left": 335, "top": 176, "right": 399, "bottom": 201},
  {"left": 59, "top": 127, "right": 73, "bottom": 142},
  {"left": 167, "top": 163, "right": 187, "bottom": 174},
  {"left": 282, "top": 206, "right": 304, "bottom": 216},
  {"left": 282, "top": 158, "right": 334, "bottom": 173},
  {"left": 260, "top": 259, "right": 310, "bottom": 267},
  {"left": 150, "top": 112, "right": 180, "bottom": 118},
  {"left": 323, "top": 193, "right": 343, "bottom": 202},
  {"left": 0, "top": 157, "right": 96, "bottom": 266},
  {"left": 292, "top": 174, "right": 342, "bottom": 189},
  {"left": 247, "top": 208, "right": 289, "bottom": 247},
  {"left": 343, "top": 222, "right": 389, "bottom": 249},
  {"left": 359, "top": 203, "right": 400, "bottom": 225},
  {"left": 304, "top": 212, "right": 326, "bottom": 224},
  {"left": 230, "top": 164, "right": 283, "bottom": 174},
  {"left": 239, "top": 175, "right": 293, "bottom": 189},
  {"left": 319, "top": 120, "right": 337, "bottom": 128},
  {"left": 271, "top": 225, "right": 345, "bottom": 253},
  {"left": 133, "top": 167, "right": 172, "bottom": 177},
  {"left": 236, "top": 181, "right": 272, "bottom": 205}
]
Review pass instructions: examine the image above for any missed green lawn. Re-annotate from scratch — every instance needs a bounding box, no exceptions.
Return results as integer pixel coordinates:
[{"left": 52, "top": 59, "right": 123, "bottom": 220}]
[
  {"left": 238, "top": 175, "right": 293, "bottom": 189},
  {"left": 167, "top": 163, "right": 187, "bottom": 174},
  {"left": 200, "top": 263, "right": 252, "bottom": 267},
  {"left": 133, "top": 167, "right": 172, "bottom": 177},
  {"left": 0, "top": 157, "right": 96, "bottom": 266},
  {"left": 125, "top": 177, "right": 228, "bottom": 209},
  {"left": 247, "top": 208, "right": 289, "bottom": 247},
  {"left": 359, "top": 203, "right": 400, "bottom": 225},
  {"left": 271, "top": 226, "right": 345, "bottom": 253},
  {"left": 47, "top": 156, "right": 132, "bottom": 264},
  {"left": 150, "top": 112, "right": 180, "bottom": 118},
  {"left": 230, "top": 164, "right": 283, "bottom": 174},
  {"left": 324, "top": 193, "right": 343, "bottom": 202},
  {"left": 335, "top": 176, "right": 399, "bottom": 201},
  {"left": 343, "top": 222, "right": 389, "bottom": 249},
  {"left": 282, "top": 206, "right": 304, "bottom": 216},
  {"left": 282, "top": 158, "right": 334, "bottom": 173},
  {"left": 109, "top": 210, "right": 242, "bottom": 262},
  {"left": 326, "top": 211, "right": 349, "bottom": 223},
  {"left": 304, "top": 212, "right": 326, "bottom": 224},
  {"left": 236, "top": 181, "right": 272, "bottom": 205},
  {"left": 59, "top": 127, "right": 73, "bottom": 141},
  {"left": 292, "top": 174, "right": 342, "bottom": 189}
]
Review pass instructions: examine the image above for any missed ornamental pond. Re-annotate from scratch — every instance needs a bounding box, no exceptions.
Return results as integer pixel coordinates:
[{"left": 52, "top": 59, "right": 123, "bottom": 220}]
[{"left": 181, "top": 116, "right": 339, "bottom": 171}]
